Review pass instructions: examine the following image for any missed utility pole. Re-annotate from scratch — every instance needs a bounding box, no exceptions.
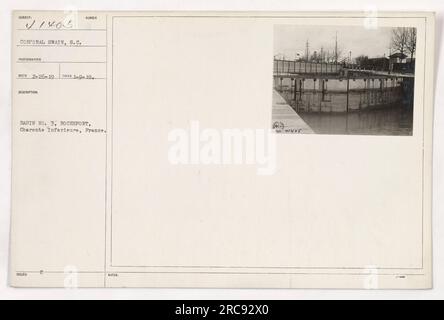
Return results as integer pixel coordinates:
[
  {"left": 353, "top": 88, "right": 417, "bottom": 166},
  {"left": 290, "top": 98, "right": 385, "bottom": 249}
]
[
  {"left": 389, "top": 47, "right": 392, "bottom": 74},
  {"left": 335, "top": 32, "right": 338, "bottom": 64}
]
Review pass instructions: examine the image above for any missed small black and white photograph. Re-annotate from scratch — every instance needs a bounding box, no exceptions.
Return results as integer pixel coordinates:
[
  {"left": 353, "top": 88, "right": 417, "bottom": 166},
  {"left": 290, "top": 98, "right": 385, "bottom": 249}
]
[{"left": 272, "top": 25, "right": 417, "bottom": 135}]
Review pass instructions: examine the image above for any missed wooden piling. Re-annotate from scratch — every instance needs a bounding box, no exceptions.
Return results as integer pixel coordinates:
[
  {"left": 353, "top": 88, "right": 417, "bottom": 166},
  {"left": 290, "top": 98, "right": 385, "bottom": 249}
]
[
  {"left": 300, "top": 79, "right": 304, "bottom": 101},
  {"left": 346, "top": 76, "right": 350, "bottom": 112}
]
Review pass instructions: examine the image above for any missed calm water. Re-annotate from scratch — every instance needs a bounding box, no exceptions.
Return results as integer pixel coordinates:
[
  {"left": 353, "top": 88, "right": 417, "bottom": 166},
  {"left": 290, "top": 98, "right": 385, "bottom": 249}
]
[{"left": 298, "top": 105, "right": 413, "bottom": 136}]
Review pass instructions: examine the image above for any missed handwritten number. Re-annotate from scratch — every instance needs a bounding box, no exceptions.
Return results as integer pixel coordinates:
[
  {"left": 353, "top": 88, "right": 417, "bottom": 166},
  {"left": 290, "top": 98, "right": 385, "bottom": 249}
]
[{"left": 23, "top": 19, "right": 74, "bottom": 30}]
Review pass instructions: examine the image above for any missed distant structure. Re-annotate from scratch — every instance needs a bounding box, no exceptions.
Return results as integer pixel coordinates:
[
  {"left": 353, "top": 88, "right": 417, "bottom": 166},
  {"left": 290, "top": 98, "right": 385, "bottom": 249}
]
[
  {"left": 389, "top": 52, "right": 407, "bottom": 63},
  {"left": 353, "top": 52, "right": 414, "bottom": 74},
  {"left": 360, "top": 57, "right": 389, "bottom": 71},
  {"left": 389, "top": 52, "right": 414, "bottom": 73}
]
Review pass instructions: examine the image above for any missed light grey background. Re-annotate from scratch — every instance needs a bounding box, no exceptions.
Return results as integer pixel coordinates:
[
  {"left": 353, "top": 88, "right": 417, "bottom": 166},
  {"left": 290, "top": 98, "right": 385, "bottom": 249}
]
[{"left": 0, "top": 0, "right": 443, "bottom": 299}]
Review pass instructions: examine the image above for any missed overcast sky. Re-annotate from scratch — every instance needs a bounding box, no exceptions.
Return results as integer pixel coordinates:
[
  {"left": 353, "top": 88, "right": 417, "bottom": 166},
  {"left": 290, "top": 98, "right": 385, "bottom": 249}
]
[{"left": 274, "top": 25, "right": 394, "bottom": 61}]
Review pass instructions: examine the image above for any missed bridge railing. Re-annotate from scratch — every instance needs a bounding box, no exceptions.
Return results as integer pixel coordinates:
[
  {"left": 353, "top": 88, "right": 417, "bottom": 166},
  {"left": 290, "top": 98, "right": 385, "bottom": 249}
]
[
  {"left": 274, "top": 59, "right": 342, "bottom": 75},
  {"left": 346, "top": 62, "right": 414, "bottom": 75}
]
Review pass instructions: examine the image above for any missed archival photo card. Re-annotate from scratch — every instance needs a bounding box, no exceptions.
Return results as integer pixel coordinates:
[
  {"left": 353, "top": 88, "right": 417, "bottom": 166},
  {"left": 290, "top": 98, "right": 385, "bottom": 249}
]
[{"left": 9, "top": 12, "right": 434, "bottom": 289}]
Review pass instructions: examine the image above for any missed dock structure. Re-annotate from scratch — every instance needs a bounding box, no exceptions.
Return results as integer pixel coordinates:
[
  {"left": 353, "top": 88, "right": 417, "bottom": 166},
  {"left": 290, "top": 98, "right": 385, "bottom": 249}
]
[
  {"left": 272, "top": 89, "right": 314, "bottom": 134},
  {"left": 272, "top": 59, "right": 414, "bottom": 113}
]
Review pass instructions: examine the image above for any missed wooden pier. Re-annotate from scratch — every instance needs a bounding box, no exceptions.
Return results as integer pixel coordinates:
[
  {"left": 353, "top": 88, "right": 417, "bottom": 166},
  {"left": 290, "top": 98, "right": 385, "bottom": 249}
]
[{"left": 273, "top": 59, "right": 414, "bottom": 113}]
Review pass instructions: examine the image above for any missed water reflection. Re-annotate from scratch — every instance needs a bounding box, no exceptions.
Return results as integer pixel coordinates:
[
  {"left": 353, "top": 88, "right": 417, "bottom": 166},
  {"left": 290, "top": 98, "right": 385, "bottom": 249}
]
[{"left": 298, "top": 105, "right": 413, "bottom": 136}]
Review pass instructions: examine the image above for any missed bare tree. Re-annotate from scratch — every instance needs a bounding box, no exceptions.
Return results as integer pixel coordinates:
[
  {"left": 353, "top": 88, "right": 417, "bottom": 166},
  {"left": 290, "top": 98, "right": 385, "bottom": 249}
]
[
  {"left": 335, "top": 47, "right": 344, "bottom": 63},
  {"left": 406, "top": 28, "right": 417, "bottom": 60},
  {"left": 325, "top": 50, "right": 333, "bottom": 63},
  {"left": 310, "top": 51, "right": 319, "bottom": 62},
  {"left": 391, "top": 27, "right": 409, "bottom": 57}
]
